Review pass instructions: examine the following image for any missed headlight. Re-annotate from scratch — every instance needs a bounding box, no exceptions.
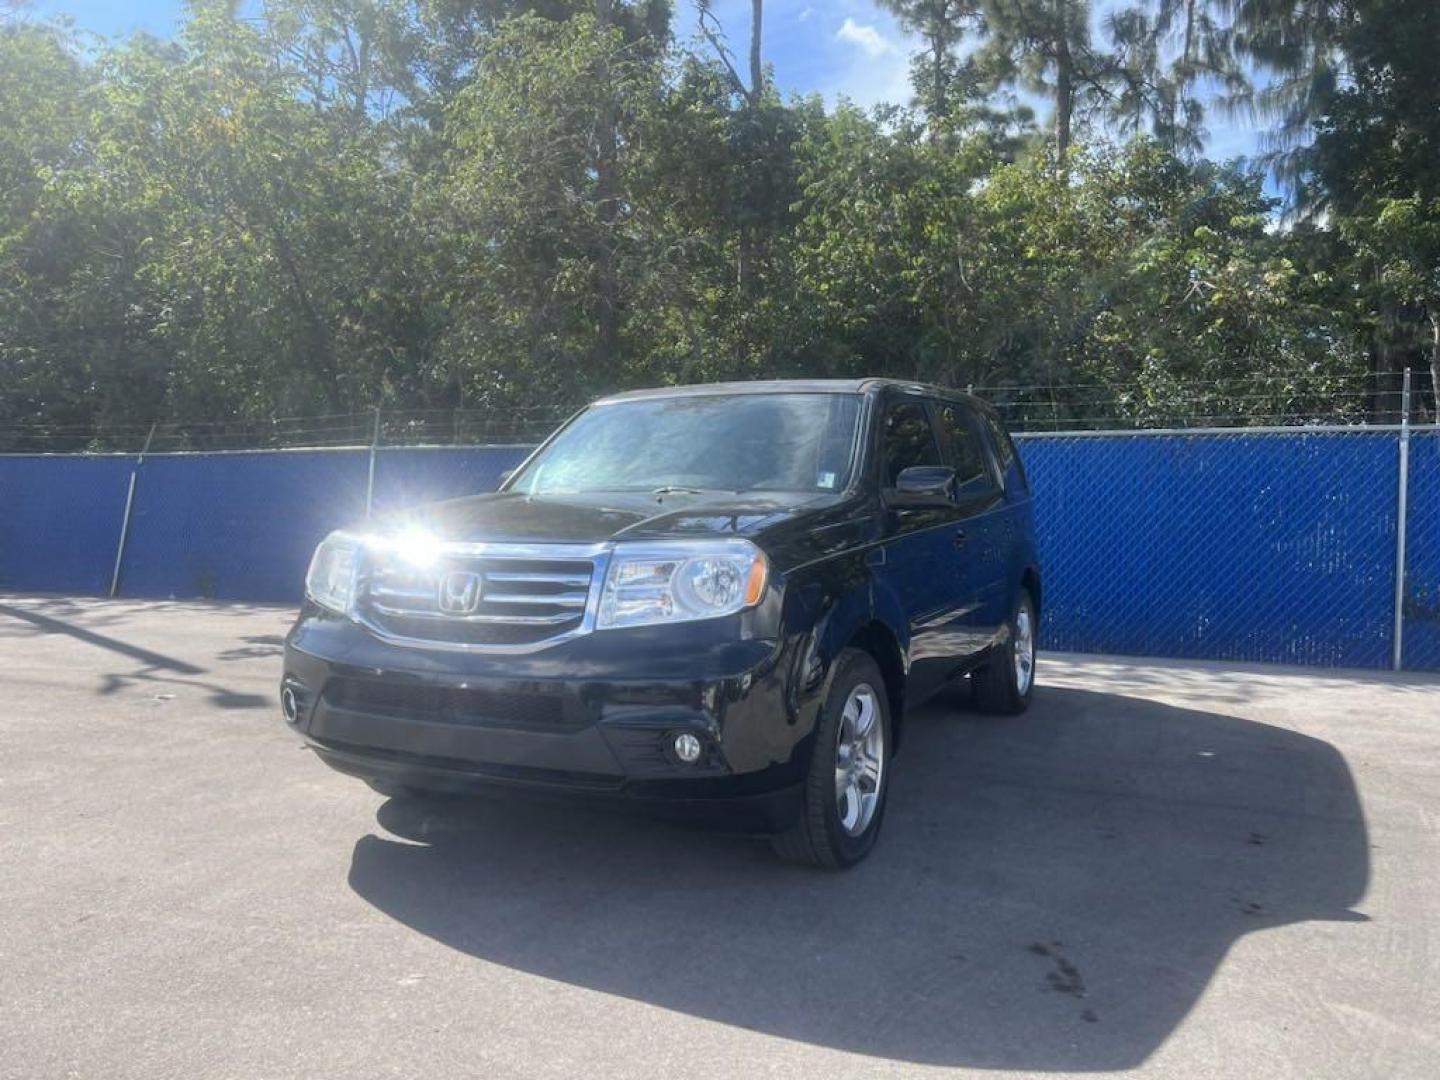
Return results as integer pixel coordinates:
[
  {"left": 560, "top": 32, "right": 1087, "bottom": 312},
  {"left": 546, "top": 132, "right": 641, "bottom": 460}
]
[
  {"left": 305, "top": 530, "right": 362, "bottom": 614},
  {"left": 597, "top": 540, "right": 768, "bottom": 629}
]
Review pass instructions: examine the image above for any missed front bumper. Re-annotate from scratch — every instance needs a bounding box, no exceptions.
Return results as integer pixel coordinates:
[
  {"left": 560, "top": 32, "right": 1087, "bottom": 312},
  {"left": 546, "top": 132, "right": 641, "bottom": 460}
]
[{"left": 282, "top": 609, "right": 815, "bottom": 824}]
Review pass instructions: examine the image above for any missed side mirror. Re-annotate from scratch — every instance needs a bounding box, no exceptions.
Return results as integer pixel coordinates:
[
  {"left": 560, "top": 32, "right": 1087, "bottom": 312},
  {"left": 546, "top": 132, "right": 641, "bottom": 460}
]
[{"left": 885, "top": 465, "right": 957, "bottom": 508}]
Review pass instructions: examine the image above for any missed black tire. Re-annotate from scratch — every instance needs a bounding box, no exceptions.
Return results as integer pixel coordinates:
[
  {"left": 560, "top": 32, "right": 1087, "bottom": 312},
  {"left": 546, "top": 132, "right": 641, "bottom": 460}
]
[
  {"left": 971, "top": 588, "right": 1037, "bottom": 715},
  {"left": 772, "top": 648, "right": 892, "bottom": 869}
]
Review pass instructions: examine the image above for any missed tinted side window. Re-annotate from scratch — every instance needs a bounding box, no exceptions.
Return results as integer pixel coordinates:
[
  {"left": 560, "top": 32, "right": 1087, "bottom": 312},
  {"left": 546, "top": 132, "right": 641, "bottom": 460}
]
[
  {"left": 881, "top": 400, "right": 941, "bottom": 486},
  {"left": 932, "top": 402, "right": 990, "bottom": 485},
  {"left": 980, "top": 410, "right": 1026, "bottom": 491}
]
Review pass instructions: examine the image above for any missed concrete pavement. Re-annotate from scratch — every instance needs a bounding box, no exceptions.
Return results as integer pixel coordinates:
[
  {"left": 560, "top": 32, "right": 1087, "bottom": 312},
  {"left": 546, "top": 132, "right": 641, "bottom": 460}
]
[{"left": 1, "top": 596, "right": 1437, "bottom": 1079}]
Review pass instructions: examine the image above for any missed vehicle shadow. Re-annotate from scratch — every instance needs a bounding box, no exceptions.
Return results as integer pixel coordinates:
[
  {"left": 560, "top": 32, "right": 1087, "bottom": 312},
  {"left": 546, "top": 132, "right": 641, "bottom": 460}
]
[{"left": 346, "top": 685, "right": 1369, "bottom": 1071}]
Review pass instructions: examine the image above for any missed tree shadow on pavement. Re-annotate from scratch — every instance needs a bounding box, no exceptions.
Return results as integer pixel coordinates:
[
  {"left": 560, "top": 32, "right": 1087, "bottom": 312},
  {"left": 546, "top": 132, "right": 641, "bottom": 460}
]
[
  {"left": 0, "top": 601, "right": 206, "bottom": 673},
  {"left": 216, "top": 634, "right": 287, "bottom": 662},
  {"left": 346, "top": 685, "right": 1369, "bottom": 1071},
  {"left": 0, "top": 600, "right": 270, "bottom": 710}
]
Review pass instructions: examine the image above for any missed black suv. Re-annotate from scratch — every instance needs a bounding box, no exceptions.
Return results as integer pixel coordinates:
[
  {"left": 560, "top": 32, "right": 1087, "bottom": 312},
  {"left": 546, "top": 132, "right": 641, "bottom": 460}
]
[{"left": 282, "top": 379, "right": 1039, "bottom": 866}]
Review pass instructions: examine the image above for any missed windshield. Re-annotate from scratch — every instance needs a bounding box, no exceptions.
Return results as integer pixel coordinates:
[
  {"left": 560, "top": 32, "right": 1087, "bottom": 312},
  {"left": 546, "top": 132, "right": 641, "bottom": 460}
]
[{"left": 511, "top": 393, "right": 863, "bottom": 496}]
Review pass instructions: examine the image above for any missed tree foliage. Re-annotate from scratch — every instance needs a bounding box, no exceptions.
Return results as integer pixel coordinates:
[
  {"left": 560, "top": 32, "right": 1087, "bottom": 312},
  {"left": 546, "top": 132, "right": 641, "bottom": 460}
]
[
  {"left": 1308, "top": 0, "right": 1440, "bottom": 407},
  {"left": 0, "top": 0, "right": 1431, "bottom": 435}
]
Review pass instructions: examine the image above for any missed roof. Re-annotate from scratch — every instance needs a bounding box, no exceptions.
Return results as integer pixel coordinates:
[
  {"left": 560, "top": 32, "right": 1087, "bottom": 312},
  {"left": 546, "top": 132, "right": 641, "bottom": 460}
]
[{"left": 595, "top": 378, "right": 979, "bottom": 404}]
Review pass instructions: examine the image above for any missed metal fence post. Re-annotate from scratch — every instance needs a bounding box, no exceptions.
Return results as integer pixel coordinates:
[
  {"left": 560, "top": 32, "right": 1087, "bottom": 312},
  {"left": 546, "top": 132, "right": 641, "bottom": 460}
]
[
  {"left": 1393, "top": 369, "right": 1412, "bottom": 671},
  {"left": 364, "top": 407, "right": 381, "bottom": 519},
  {"left": 109, "top": 422, "right": 157, "bottom": 598}
]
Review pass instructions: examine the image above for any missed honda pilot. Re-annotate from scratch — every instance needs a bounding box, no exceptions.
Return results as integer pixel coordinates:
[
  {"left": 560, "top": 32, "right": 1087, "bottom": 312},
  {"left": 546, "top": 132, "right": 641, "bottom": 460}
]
[{"left": 282, "top": 379, "right": 1040, "bottom": 867}]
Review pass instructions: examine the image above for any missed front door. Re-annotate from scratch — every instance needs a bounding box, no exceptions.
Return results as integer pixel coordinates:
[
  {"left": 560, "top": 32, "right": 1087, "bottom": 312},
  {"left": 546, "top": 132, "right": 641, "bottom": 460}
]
[{"left": 873, "top": 396, "right": 969, "bottom": 703}]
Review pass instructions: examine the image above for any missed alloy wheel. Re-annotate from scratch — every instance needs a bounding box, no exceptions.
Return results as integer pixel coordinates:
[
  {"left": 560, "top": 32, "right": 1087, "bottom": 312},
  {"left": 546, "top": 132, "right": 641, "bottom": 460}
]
[
  {"left": 834, "top": 682, "right": 884, "bottom": 837},
  {"left": 1014, "top": 603, "right": 1035, "bottom": 696}
]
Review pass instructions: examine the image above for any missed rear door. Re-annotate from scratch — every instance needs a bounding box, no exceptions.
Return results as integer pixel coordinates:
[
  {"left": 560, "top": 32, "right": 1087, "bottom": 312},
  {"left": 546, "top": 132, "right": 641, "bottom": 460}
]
[
  {"left": 976, "top": 403, "right": 1032, "bottom": 630},
  {"left": 930, "top": 398, "right": 1008, "bottom": 649}
]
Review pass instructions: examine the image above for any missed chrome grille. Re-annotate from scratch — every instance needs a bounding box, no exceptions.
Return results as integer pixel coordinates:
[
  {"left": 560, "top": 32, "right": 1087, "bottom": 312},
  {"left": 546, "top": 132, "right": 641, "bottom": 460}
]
[{"left": 356, "top": 544, "right": 605, "bottom": 650}]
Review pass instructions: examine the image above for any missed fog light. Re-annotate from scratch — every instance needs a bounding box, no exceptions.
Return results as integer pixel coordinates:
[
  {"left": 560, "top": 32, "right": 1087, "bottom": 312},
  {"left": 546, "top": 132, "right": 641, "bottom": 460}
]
[
  {"left": 672, "top": 732, "right": 703, "bottom": 764},
  {"left": 281, "top": 685, "right": 300, "bottom": 724}
]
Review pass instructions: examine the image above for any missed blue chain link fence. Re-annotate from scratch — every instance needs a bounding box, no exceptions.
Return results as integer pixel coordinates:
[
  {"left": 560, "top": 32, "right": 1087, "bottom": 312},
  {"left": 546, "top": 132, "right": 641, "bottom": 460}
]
[
  {"left": 1, "top": 429, "right": 1437, "bottom": 671},
  {"left": 120, "top": 451, "right": 370, "bottom": 602},
  {"left": 114, "top": 447, "right": 531, "bottom": 601},
  {"left": 0, "top": 455, "right": 135, "bottom": 594},
  {"left": 1016, "top": 429, "right": 1403, "bottom": 668},
  {"left": 1403, "top": 430, "right": 1440, "bottom": 671},
  {"left": 0, "top": 446, "right": 531, "bottom": 604}
]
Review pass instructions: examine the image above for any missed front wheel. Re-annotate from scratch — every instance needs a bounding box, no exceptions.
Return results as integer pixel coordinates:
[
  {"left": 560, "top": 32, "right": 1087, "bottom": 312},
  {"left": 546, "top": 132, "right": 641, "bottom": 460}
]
[
  {"left": 772, "top": 648, "right": 892, "bottom": 869},
  {"left": 971, "top": 589, "right": 1036, "bottom": 715}
]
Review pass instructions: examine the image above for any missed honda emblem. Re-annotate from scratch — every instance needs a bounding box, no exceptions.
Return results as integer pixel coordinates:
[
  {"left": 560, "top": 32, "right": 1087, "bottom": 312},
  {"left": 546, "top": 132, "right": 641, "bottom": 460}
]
[{"left": 437, "top": 571, "right": 483, "bottom": 614}]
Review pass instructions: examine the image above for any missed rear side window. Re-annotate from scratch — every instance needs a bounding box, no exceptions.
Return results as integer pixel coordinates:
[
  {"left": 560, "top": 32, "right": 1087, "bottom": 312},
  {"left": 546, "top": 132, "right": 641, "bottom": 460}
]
[
  {"left": 931, "top": 402, "right": 990, "bottom": 485},
  {"left": 881, "top": 400, "right": 941, "bottom": 486},
  {"left": 979, "top": 409, "right": 1027, "bottom": 491}
]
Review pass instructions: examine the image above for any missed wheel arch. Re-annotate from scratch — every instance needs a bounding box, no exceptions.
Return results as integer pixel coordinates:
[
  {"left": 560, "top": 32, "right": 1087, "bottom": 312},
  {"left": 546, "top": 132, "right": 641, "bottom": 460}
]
[
  {"left": 844, "top": 620, "right": 907, "bottom": 753},
  {"left": 797, "top": 565, "right": 911, "bottom": 754},
  {"left": 1020, "top": 564, "right": 1042, "bottom": 618}
]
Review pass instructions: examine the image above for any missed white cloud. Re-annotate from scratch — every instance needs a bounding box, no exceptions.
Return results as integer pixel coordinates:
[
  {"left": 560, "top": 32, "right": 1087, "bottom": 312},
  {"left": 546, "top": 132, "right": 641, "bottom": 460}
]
[
  {"left": 836, "top": 17, "right": 896, "bottom": 58},
  {"left": 798, "top": 6, "right": 814, "bottom": 22},
  {"left": 824, "top": 11, "right": 913, "bottom": 110}
]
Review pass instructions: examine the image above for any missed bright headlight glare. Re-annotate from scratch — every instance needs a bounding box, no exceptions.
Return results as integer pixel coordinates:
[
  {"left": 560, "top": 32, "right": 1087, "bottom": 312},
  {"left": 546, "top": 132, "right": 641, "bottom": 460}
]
[
  {"left": 598, "top": 542, "right": 767, "bottom": 629},
  {"left": 305, "top": 530, "right": 361, "bottom": 614},
  {"left": 388, "top": 526, "right": 442, "bottom": 569}
]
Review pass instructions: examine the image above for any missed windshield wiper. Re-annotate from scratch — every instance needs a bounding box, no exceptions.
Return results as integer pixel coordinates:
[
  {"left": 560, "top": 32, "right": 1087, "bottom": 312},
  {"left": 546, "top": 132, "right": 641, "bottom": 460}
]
[{"left": 649, "top": 485, "right": 745, "bottom": 501}]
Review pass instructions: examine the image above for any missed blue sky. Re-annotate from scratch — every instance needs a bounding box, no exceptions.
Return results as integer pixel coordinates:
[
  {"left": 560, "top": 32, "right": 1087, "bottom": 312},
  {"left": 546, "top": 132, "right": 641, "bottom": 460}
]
[{"left": 36, "top": 0, "right": 1261, "bottom": 160}]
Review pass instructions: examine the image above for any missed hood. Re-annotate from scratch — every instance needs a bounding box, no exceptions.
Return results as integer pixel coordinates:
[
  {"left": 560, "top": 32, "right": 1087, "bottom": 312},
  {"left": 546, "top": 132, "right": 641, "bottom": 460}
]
[{"left": 396, "top": 489, "right": 839, "bottom": 545}]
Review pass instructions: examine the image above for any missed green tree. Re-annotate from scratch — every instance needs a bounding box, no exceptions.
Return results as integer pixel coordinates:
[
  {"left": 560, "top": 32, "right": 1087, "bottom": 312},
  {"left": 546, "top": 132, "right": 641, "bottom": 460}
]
[
  {"left": 435, "top": 12, "right": 670, "bottom": 405},
  {"left": 790, "top": 125, "right": 1363, "bottom": 421},
  {"left": 877, "top": 0, "right": 1033, "bottom": 151},
  {"left": 875, "top": 1, "right": 977, "bottom": 125},
  {"left": 1309, "top": 0, "right": 1440, "bottom": 414},
  {"left": 0, "top": 19, "right": 172, "bottom": 434},
  {"left": 0, "top": 0, "right": 1396, "bottom": 440},
  {"left": 979, "top": 0, "right": 1110, "bottom": 158},
  {"left": 1104, "top": 0, "right": 1245, "bottom": 156},
  {"left": 1226, "top": 0, "right": 1347, "bottom": 193},
  {"left": 98, "top": 4, "right": 439, "bottom": 418}
]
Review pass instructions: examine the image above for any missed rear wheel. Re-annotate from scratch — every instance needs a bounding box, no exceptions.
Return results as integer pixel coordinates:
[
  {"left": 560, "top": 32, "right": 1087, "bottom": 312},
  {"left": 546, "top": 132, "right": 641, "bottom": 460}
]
[
  {"left": 772, "top": 648, "right": 892, "bottom": 869},
  {"left": 971, "top": 589, "right": 1036, "bottom": 715}
]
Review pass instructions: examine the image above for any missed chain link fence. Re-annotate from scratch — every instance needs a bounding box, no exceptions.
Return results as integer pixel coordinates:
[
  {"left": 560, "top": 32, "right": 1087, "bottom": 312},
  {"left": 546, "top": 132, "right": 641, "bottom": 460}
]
[
  {"left": 1016, "top": 427, "right": 1409, "bottom": 669},
  {"left": 1403, "top": 429, "right": 1440, "bottom": 670},
  {"left": 983, "top": 371, "right": 1424, "bottom": 433},
  {"left": 0, "top": 455, "right": 136, "bottom": 595},
  {"left": 2, "top": 370, "right": 1435, "bottom": 453},
  {"left": 0, "top": 407, "right": 570, "bottom": 455},
  {"left": 2, "top": 374, "right": 1438, "bottom": 671}
]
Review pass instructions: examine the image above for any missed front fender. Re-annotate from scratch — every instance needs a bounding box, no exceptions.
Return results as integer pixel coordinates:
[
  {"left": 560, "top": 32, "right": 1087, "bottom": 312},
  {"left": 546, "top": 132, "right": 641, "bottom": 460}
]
[{"left": 778, "top": 551, "right": 911, "bottom": 749}]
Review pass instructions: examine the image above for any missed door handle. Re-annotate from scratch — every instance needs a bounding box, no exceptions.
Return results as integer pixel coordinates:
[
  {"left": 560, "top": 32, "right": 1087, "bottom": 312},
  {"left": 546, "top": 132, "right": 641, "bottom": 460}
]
[{"left": 953, "top": 528, "right": 967, "bottom": 549}]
